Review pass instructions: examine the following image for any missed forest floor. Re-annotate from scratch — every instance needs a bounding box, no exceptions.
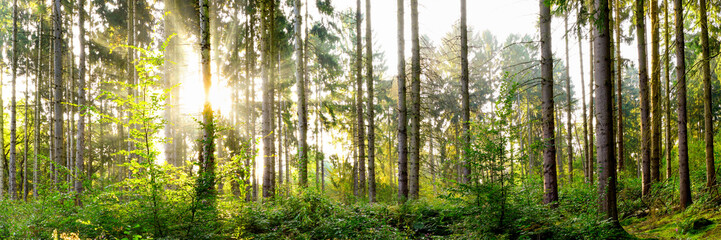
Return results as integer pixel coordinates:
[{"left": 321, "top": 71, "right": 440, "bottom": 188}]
[{"left": 624, "top": 208, "right": 721, "bottom": 239}]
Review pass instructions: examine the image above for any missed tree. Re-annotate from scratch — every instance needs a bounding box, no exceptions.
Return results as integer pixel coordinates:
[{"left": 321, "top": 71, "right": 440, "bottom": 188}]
[
  {"left": 595, "top": 0, "right": 619, "bottom": 222},
  {"left": 294, "top": 0, "right": 308, "bottom": 188},
  {"left": 673, "top": 0, "right": 691, "bottom": 209},
  {"left": 10, "top": 0, "right": 18, "bottom": 200},
  {"left": 76, "top": 0, "right": 87, "bottom": 204},
  {"left": 650, "top": 0, "right": 661, "bottom": 182},
  {"left": 576, "top": 3, "right": 589, "bottom": 183},
  {"left": 365, "top": 0, "right": 376, "bottom": 203},
  {"left": 198, "top": 0, "right": 216, "bottom": 201},
  {"left": 261, "top": 0, "right": 276, "bottom": 199},
  {"left": 460, "top": 0, "right": 470, "bottom": 184},
  {"left": 52, "top": 0, "right": 63, "bottom": 190},
  {"left": 613, "top": 0, "right": 624, "bottom": 173},
  {"left": 409, "top": 0, "right": 421, "bottom": 200},
  {"left": 396, "top": 0, "right": 408, "bottom": 201},
  {"left": 539, "top": 0, "right": 557, "bottom": 206},
  {"left": 663, "top": 0, "right": 671, "bottom": 180},
  {"left": 564, "top": 11, "right": 572, "bottom": 183},
  {"left": 587, "top": 0, "right": 595, "bottom": 185},
  {"left": 635, "top": 0, "right": 651, "bottom": 196},
  {"left": 699, "top": 0, "right": 715, "bottom": 189},
  {"left": 355, "top": 0, "right": 366, "bottom": 197},
  {"left": 34, "top": 5, "right": 42, "bottom": 199}
]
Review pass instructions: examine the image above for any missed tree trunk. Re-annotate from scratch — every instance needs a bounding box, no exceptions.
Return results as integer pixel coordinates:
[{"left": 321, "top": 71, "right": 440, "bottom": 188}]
[
  {"left": 354, "top": 0, "right": 366, "bottom": 197},
  {"left": 539, "top": 0, "right": 558, "bottom": 206},
  {"left": 10, "top": 0, "right": 19, "bottom": 200},
  {"left": 564, "top": 12, "right": 573, "bottom": 183},
  {"left": 673, "top": 0, "right": 691, "bottom": 209},
  {"left": 594, "top": 0, "right": 619, "bottom": 222},
  {"left": 126, "top": 0, "right": 135, "bottom": 166},
  {"left": 650, "top": 0, "right": 661, "bottom": 182},
  {"left": 396, "top": 0, "right": 408, "bottom": 202},
  {"left": 75, "top": 0, "right": 87, "bottom": 205},
  {"left": 294, "top": 0, "right": 308, "bottom": 189},
  {"left": 198, "top": 0, "right": 216, "bottom": 201},
  {"left": 261, "top": 0, "right": 276, "bottom": 199},
  {"left": 699, "top": 0, "right": 715, "bottom": 189},
  {"left": 635, "top": 0, "right": 651, "bottom": 197},
  {"left": 460, "top": 0, "right": 471, "bottom": 184},
  {"left": 664, "top": 0, "right": 671, "bottom": 180},
  {"left": 1, "top": 65, "right": 4, "bottom": 198},
  {"left": 577, "top": 4, "right": 589, "bottom": 183},
  {"left": 588, "top": 0, "right": 595, "bottom": 184},
  {"left": 409, "top": 0, "right": 421, "bottom": 200},
  {"left": 34, "top": 11, "right": 42, "bottom": 200},
  {"left": 614, "top": 0, "right": 624, "bottom": 173},
  {"left": 366, "top": 0, "right": 377, "bottom": 203}
]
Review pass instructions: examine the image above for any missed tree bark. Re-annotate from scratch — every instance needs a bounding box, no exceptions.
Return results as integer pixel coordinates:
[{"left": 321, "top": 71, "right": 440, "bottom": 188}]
[
  {"left": 539, "top": 0, "right": 558, "bottom": 206},
  {"left": 699, "top": 0, "right": 715, "bottom": 189},
  {"left": 650, "top": 0, "right": 661, "bottom": 182},
  {"left": 588, "top": 0, "right": 595, "bottom": 185},
  {"left": 663, "top": 0, "right": 671, "bottom": 180},
  {"left": 261, "top": 0, "right": 276, "bottom": 199},
  {"left": 564, "top": 12, "right": 573, "bottom": 183},
  {"left": 10, "top": 0, "right": 19, "bottom": 200},
  {"left": 75, "top": 0, "right": 87, "bottom": 205},
  {"left": 409, "top": 0, "right": 421, "bottom": 200},
  {"left": 34, "top": 11, "right": 42, "bottom": 200},
  {"left": 673, "top": 0, "right": 692, "bottom": 209},
  {"left": 635, "top": 0, "right": 651, "bottom": 197},
  {"left": 396, "top": 0, "right": 408, "bottom": 202},
  {"left": 365, "top": 0, "right": 376, "bottom": 203},
  {"left": 460, "top": 0, "right": 471, "bottom": 184},
  {"left": 594, "top": 0, "right": 619, "bottom": 222},
  {"left": 294, "top": 0, "right": 308, "bottom": 189},
  {"left": 577, "top": 4, "right": 589, "bottom": 183},
  {"left": 613, "top": 0, "right": 624, "bottom": 173},
  {"left": 355, "top": 0, "right": 366, "bottom": 197}
]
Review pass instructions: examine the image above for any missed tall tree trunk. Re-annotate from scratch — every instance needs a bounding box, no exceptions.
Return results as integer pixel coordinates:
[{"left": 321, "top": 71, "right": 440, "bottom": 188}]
[
  {"left": 126, "top": 0, "right": 135, "bottom": 167},
  {"left": 278, "top": 91, "right": 283, "bottom": 189},
  {"left": 396, "top": 0, "right": 408, "bottom": 202},
  {"left": 577, "top": 5, "right": 589, "bottom": 183},
  {"left": 699, "top": 0, "right": 715, "bottom": 189},
  {"left": 23, "top": 62, "right": 29, "bottom": 201},
  {"left": 294, "top": 0, "right": 308, "bottom": 188},
  {"left": 664, "top": 0, "right": 671, "bottom": 180},
  {"left": 198, "top": 0, "right": 216, "bottom": 201},
  {"left": 673, "top": 0, "right": 691, "bottom": 209},
  {"left": 366, "top": 0, "right": 376, "bottom": 203},
  {"left": 594, "top": 0, "right": 619, "bottom": 222},
  {"left": 460, "top": 0, "right": 471, "bottom": 184},
  {"left": 75, "top": 0, "right": 87, "bottom": 205},
  {"left": 10, "top": 0, "right": 19, "bottom": 200},
  {"left": 564, "top": 12, "right": 573, "bottom": 183},
  {"left": 613, "top": 0, "right": 624, "bottom": 173},
  {"left": 635, "top": 0, "right": 651, "bottom": 197},
  {"left": 539, "top": 0, "right": 558, "bottom": 206},
  {"left": 588, "top": 0, "right": 595, "bottom": 184},
  {"left": 261, "top": 0, "right": 276, "bottom": 199},
  {"left": 409, "top": 0, "right": 421, "bottom": 200},
  {"left": 650, "top": 0, "right": 661, "bottom": 182},
  {"left": 34, "top": 11, "right": 42, "bottom": 200},
  {"left": 355, "top": 0, "right": 366, "bottom": 197},
  {"left": 1, "top": 65, "right": 4, "bottom": 198}
]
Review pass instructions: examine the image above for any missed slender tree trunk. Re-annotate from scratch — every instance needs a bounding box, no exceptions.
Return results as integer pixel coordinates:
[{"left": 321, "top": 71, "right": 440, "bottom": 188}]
[
  {"left": 396, "top": 0, "right": 408, "bottom": 202},
  {"left": 126, "top": 0, "right": 135, "bottom": 167},
  {"left": 365, "top": 0, "right": 376, "bottom": 203},
  {"left": 261, "top": 0, "right": 276, "bottom": 199},
  {"left": 198, "top": 0, "right": 216, "bottom": 201},
  {"left": 408, "top": 0, "right": 421, "bottom": 200},
  {"left": 354, "top": 0, "right": 366, "bottom": 197},
  {"left": 650, "top": 0, "right": 661, "bottom": 182},
  {"left": 1, "top": 65, "right": 4, "bottom": 198},
  {"left": 613, "top": 0, "right": 624, "bottom": 173},
  {"left": 278, "top": 91, "right": 283, "bottom": 189},
  {"left": 577, "top": 6, "right": 590, "bottom": 183},
  {"left": 539, "top": 0, "right": 558, "bottom": 206},
  {"left": 699, "top": 0, "right": 715, "bottom": 189},
  {"left": 294, "top": 0, "right": 308, "bottom": 188},
  {"left": 673, "top": 0, "right": 691, "bottom": 209},
  {"left": 594, "top": 0, "right": 619, "bottom": 222},
  {"left": 34, "top": 12, "right": 42, "bottom": 200},
  {"left": 10, "top": 0, "right": 19, "bottom": 200},
  {"left": 588, "top": 0, "right": 595, "bottom": 184},
  {"left": 635, "top": 0, "right": 651, "bottom": 197},
  {"left": 460, "top": 0, "right": 471, "bottom": 184},
  {"left": 23, "top": 62, "right": 29, "bottom": 201},
  {"left": 664, "top": 0, "right": 671, "bottom": 180},
  {"left": 75, "top": 0, "right": 87, "bottom": 205},
  {"left": 564, "top": 13, "right": 573, "bottom": 183}
]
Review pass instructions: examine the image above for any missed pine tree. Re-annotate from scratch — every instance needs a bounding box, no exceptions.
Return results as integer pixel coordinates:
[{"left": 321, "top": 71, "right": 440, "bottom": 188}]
[{"left": 539, "top": 0, "right": 558, "bottom": 206}]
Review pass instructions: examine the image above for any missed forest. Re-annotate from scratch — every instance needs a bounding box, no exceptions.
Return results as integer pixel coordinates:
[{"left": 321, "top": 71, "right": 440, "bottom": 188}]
[{"left": 0, "top": 0, "right": 720, "bottom": 239}]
